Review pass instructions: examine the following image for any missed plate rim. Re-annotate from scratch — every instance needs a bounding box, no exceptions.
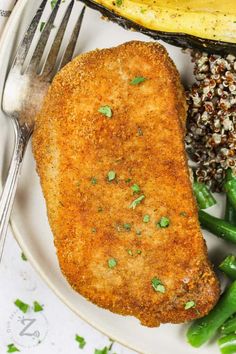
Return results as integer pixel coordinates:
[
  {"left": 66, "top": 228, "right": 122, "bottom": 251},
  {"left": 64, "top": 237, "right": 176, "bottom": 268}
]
[{"left": 0, "top": 2, "right": 222, "bottom": 354}]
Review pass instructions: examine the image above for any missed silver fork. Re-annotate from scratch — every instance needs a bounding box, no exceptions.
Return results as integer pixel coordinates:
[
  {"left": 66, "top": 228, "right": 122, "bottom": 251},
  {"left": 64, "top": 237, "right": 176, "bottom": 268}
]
[{"left": 0, "top": 0, "right": 86, "bottom": 262}]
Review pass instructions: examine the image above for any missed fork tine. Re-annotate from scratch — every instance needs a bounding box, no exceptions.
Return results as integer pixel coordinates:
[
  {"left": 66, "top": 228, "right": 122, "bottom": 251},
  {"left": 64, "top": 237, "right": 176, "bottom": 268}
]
[
  {"left": 39, "top": 0, "right": 75, "bottom": 77},
  {"left": 25, "top": 0, "right": 62, "bottom": 74},
  {"left": 12, "top": 0, "right": 48, "bottom": 69},
  {"left": 57, "top": 5, "right": 86, "bottom": 72}
]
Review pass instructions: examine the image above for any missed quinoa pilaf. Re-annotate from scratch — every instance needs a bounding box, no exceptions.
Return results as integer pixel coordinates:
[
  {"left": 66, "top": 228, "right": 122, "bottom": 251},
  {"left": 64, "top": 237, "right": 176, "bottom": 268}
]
[{"left": 185, "top": 50, "right": 236, "bottom": 192}]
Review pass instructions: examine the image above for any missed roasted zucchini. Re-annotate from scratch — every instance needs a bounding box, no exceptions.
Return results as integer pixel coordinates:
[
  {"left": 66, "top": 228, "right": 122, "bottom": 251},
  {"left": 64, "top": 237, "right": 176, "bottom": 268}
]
[{"left": 81, "top": 0, "right": 236, "bottom": 54}]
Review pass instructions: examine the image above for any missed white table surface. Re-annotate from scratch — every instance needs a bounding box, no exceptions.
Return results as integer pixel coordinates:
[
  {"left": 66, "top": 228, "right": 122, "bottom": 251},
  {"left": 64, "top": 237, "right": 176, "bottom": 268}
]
[{"left": 0, "top": 228, "right": 137, "bottom": 354}]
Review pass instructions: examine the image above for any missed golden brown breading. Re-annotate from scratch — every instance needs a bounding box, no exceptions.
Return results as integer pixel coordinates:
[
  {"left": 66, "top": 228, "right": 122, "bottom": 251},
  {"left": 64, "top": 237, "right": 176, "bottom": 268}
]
[{"left": 32, "top": 41, "right": 220, "bottom": 327}]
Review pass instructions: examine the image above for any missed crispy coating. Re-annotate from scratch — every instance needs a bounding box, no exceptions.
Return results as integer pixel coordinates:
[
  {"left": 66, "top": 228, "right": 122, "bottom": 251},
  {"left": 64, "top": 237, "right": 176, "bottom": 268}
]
[{"left": 32, "top": 41, "right": 220, "bottom": 327}]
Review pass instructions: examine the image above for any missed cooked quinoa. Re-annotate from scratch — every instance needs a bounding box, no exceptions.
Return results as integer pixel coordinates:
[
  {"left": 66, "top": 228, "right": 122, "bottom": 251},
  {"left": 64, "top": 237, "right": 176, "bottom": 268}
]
[{"left": 185, "top": 50, "right": 236, "bottom": 192}]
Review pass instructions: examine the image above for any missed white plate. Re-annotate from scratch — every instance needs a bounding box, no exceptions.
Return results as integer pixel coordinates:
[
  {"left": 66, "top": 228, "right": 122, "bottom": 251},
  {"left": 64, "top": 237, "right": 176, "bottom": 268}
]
[{"left": 0, "top": 1, "right": 234, "bottom": 353}]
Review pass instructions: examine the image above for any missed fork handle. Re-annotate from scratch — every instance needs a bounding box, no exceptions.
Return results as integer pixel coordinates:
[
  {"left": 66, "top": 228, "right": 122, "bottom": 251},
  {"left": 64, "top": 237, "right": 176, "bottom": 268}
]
[{"left": 0, "top": 122, "right": 31, "bottom": 262}]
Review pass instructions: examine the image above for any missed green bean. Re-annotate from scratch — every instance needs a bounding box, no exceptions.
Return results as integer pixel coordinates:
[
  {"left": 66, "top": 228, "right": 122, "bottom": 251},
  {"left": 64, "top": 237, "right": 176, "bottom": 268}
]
[
  {"left": 225, "top": 197, "right": 236, "bottom": 226},
  {"left": 187, "top": 281, "right": 236, "bottom": 347},
  {"left": 219, "top": 255, "right": 236, "bottom": 280},
  {"left": 224, "top": 169, "right": 236, "bottom": 213},
  {"left": 218, "top": 334, "right": 236, "bottom": 354},
  {"left": 199, "top": 210, "right": 236, "bottom": 244},
  {"left": 221, "top": 316, "right": 236, "bottom": 335},
  {"left": 193, "top": 182, "right": 216, "bottom": 209}
]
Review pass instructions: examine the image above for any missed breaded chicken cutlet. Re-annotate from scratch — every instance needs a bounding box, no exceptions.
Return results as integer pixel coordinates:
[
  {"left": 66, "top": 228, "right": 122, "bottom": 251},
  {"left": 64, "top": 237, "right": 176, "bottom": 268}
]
[{"left": 32, "top": 41, "right": 220, "bottom": 327}]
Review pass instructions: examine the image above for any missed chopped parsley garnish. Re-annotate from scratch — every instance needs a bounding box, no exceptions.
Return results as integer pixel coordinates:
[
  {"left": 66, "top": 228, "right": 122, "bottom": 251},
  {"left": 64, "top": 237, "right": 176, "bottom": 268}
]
[
  {"left": 185, "top": 301, "right": 196, "bottom": 310},
  {"left": 129, "top": 194, "right": 145, "bottom": 209},
  {"left": 21, "top": 252, "right": 27, "bottom": 261},
  {"left": 14, "top": 299, "right": 29, "bottom": 313},
  {"left": 98, "top": 207, "right": 103, "bottom": 212},
  {"left": 156, "top": 216, "right": 170, "bottom": 228},
  {"left": 151, "top": 278, "right": 166, "bottom": 293},
  {"left": 140, "top": 8, "right": 147, "bottom": 13},
  {"left": 136, "top": 229, "right": 142, "bottom": 236},
  {"left": 123, "top": 223, "right": 131, "bottom": 231},
  {"left": 130, "top": 76, "right": 147, "bottom": 85},
  {"left": 91, "top": 177, "right": 97, "bottom": 185},
  {"left": 116, "top": 0, "right": 123, "bottom": 6},
  {"left": 127, "top": 249, "right": 133, "bottom": 256},
  {"left": 95, "top": 347, "right": 109, "bottom": 354},
  {"left": 131, "top": 184, "right": 140, "bottom": 194},
  {"left": 108, "top": 339, "right": 114, "bottom": 350},
  {"left": 108, "top": 258, "right": 117, "bottom": 269},
  {"left": 75, "top": 334, "right": 86, "bottom": 349},
  {"left": 98, "top": 105, "right": 112, "bottom": 118},
  {"left": 51, "top": 0, "right": 58, "bottom": 9},
  {"left": 39, "top": 22, "right": 45, "bottom": 32},
  {"left": 125, "top": 178, "right": 131, "bottom": 183},
  {"left": 107, "top": 170, "right": 116, "bottom": 181},
  {"left": 95, "top": 340, "right": 113, "bottom": 354},
  {"left": 33, "top": 301, "right": 43, "bottom": 312},
  {"left": 136, "top": 250, "right": 142, "bottom": 254},
  {"left": 143, "top": 214, "right": 150, "bottom": 223},
  {"left": 180, "top": 211, "right": 187, "bottom": 217},
  {"left": 7, "top": 344, "right": 20, "bottom": 353},
  {"left": 91, "top": 227, "right": 97, "bottom": 233}
]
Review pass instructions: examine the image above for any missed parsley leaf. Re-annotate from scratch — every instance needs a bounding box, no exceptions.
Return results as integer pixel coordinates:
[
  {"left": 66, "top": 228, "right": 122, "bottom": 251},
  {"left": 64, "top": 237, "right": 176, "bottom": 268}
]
[
  {"left": 127, "top": 249, "right": 133, "bottom": 256},
  {"left": 21, "top": 252, "right": 27, "bottom": 261},
  {"left": 51, "top": 0, "right": 58, "bottom": 9},
  {"left": 39, "top": 22, "right": 45, "bottom": 32},
  {"left": 108, "top": 258, "right": 117, "bottom": 269},
  {"left": 91, "top": 177, "right": 97, "bottom": 185},
  {"left": 143, "top": 214, "right": 150, "bottom": 223},
  {"left": 14, "top": 299, "right": 29, "bottom": 313},
  {"left": 140, "top": 8, "right": 147, "bottom": 14},
  {"left": 156, "top": 216, "right": 170, "bottom": 228},
  {"left": 107, "top": 171, "right": 116, "bottom": 181},
  {"left": 151, "top": 278, "right": 166, "bottom": 293},
  {"left": 33, "top": 301, "right": 43, "bottom": 312},
  {"left": 130, "top": 76, "right": 147, "bottom": 85},
  {"left": 7, "top": 344, "right": 20, "bottom": 353},
  {"left": 131, "top": 184, "right": 140, "bottom": 194},
  {"left": 185, "top": 301, "right": 196, "bottom": 310},
  {"left": 129, "top": 195, "right": 145, "bottom": 209},
  {"left": 94, "top": 347, "right": 109, "bottom": 354},
  {"left": 116, "top": 0, "right": 123, "bottom": 6},
  {"left": 123, "top": 223, "right": 131, "bottom": 231},
  {"left": 75, "top": 334, "right": 86, "bottom": 349},
  {"left": 98, "top": 105, "right": 112, "bottom": 118}
]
